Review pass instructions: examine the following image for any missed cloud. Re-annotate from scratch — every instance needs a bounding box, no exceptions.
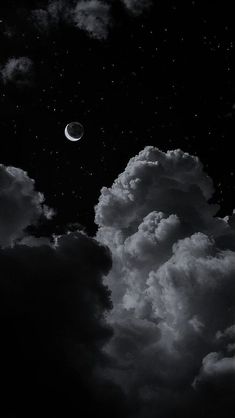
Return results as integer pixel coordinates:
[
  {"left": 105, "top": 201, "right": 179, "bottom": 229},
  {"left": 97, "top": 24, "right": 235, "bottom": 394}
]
[
  {"left": 0, "top": 147, "right": 234, "bottom": 417},
  {"left": 30, "top": 0, "right": 153, "bottom": 40},
  {"left": 31, "top": 0, "right": 68, "bottom": 32},
  {"left": 31, "top": 0, "right": 111, "bottom": 39},
  {"left": 121, "top": 0, "right": 152, "bottom": 16},
  {"left": 194, "top": 351, "right": 235, "bottom": 385},
  {"left": 95, "top": 147, "right": 217, "bottom": 232},
  {"left": 0, "top": 164, "right": 53, "bottom": 247},
  {"left": 194, "top": 324, "right": 235, "bottom": 388},
  {"left": 0, "top": 231, "right": 120, "bottom": 416},
  {"left": 0, "top": 56, "right": 34, "bottom": 86},
  {"left": 95, "top": 146, "right": 235, "bottom": 417},
  {"left": 72, "top": 0, "right": 112, "bottom": 40},
  {"left": 0, "top": 162, "right": 126, "bottom": 417}
]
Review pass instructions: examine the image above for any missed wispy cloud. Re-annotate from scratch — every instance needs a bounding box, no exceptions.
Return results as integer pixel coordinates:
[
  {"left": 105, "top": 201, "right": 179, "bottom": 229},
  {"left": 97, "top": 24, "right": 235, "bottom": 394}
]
[
  {"left": 31, "top": 0, "right": 67, "bottom": 32},
  {"left": 72, "top": 0, "right": 112, "bottom": 40},
  {"left": 121, "top": 0, "right": 153, "bottom": 16},
  {"left": 0, "top": 56, "right": 34, "bottom": 86}
]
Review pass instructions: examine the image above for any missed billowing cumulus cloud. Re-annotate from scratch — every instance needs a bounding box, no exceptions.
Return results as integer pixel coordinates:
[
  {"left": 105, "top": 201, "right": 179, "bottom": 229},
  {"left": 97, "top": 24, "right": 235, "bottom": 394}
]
[
  {"left": 0, "top": 147, "right": 234, "bottom": 417},
  {"left": 95, "top": 146, "right": 235, "bottom": 417},
  {"left": 0, "top": 56, "right": 34, "bottom": 86}
]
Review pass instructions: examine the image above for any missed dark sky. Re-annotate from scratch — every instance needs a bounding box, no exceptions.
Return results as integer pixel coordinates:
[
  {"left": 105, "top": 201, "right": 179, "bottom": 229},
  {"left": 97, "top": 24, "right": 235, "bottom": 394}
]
[
  {"left": 0, "top": 2, "right": 235, "bottom": 418},
  {"left": 1, "top": 0, "right": 235, "bottom": 234}
]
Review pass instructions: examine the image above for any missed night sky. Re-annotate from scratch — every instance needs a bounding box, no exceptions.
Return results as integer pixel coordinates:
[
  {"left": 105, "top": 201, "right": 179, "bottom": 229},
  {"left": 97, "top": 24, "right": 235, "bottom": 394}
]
[
  {"left": 0, "top": 2, "right": 235, "bottom": 418},
  {"left": 1, "top": 0, "right": 235, "bottom": 234}
]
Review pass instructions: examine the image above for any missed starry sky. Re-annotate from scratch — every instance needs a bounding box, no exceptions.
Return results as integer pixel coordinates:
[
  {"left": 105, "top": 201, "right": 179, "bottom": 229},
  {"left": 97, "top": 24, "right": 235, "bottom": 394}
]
[
  {"left": 0, "top": 2, "right": 235, "bottom": 418},
  {"left": 1, "top": 0, "right": 235, "bottom": 235}
]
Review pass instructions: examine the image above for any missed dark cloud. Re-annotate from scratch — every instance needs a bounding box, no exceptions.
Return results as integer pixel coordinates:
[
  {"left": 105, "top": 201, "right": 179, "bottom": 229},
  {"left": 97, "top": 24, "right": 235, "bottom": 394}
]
[
  {"left": 0, "top": 163, "right": 125, "bottom": 417},
  {"left": 95, "top": 146, "right": 235, "bottom": 417},
  {"left": 0, "top": 232, "right": 120, "bottom": 417},
  {"left": 0, "top": 57, "right": 34, "bottom": 86}
]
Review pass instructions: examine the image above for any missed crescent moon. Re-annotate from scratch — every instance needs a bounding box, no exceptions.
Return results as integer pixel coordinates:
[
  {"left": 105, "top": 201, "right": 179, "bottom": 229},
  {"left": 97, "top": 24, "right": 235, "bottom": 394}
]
[{"left": 64, "top": 124, "right": 81, "bottom": 142}]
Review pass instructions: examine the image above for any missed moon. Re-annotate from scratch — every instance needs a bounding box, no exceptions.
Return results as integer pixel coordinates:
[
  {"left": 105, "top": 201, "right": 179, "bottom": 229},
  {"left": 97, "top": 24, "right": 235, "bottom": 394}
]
[{"left": 65, "top": 122, "right": 84, "bottom": 142}]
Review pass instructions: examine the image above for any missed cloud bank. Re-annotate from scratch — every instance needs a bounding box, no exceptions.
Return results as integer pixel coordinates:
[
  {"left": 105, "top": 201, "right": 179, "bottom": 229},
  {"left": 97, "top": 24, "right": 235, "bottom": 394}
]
[
  {"left": 95, "top": 146, "right": 235, "bottom": 417},
  {"left": 0, "top": 147, "right": 234, "bottom": 417}
]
